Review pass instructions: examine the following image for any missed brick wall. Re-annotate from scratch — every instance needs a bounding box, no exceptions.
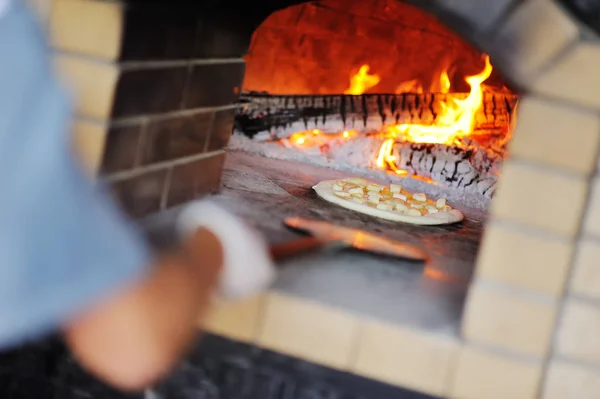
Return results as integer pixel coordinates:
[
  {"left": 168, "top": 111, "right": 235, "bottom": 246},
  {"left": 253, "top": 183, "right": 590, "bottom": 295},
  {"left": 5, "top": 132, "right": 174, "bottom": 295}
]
[{"left": 30, "top": 0, "right": 255, "bottom": 218}]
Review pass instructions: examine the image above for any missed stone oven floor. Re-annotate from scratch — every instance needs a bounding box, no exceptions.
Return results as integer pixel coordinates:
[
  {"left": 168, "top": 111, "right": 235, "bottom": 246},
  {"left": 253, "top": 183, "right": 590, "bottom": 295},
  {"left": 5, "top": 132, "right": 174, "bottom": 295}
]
[
  {"left": 207, "top": 150, "right": 485, "bottom": 336},
  {"left": 143, "top": 150, "right": 488, "bottom": 395}
]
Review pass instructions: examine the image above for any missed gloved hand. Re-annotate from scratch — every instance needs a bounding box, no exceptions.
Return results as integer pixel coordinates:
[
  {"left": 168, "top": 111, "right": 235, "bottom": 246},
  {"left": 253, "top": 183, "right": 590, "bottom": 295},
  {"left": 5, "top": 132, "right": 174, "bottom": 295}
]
[{"left": 177, "top": 201, "right": 275, "bottom": 300}]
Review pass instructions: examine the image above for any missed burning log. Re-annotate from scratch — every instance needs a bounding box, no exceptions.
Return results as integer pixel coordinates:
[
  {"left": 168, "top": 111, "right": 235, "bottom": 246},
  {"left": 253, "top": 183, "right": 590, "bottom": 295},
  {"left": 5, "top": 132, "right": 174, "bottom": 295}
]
[
  {"left": 389, "top": 139, "right": 502, "bottom": 197},
  {"left": 236, "top": 91, "right": 518, "bottom": 139}
]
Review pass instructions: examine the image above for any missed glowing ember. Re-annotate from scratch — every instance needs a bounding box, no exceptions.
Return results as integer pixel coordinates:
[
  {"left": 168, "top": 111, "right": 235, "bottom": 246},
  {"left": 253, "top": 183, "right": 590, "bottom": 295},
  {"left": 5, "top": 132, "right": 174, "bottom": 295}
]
[{"left": 344, "top": 65, "right": 381, "bottom": 95}]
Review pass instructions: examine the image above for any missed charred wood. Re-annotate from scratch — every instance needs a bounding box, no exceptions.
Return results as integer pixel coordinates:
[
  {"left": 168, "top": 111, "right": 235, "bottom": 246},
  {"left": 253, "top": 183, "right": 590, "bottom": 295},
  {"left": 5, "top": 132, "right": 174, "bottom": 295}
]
[{"left": 236, "top": 91, "right": 518, "bottom": 138}]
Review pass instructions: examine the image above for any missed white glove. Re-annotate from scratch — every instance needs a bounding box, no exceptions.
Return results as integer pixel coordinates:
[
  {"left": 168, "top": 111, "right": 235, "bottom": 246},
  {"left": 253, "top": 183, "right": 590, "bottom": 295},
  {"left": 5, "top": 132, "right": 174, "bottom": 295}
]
[{"left": 177, "top": 201, "right": 275, "bottom": 300}]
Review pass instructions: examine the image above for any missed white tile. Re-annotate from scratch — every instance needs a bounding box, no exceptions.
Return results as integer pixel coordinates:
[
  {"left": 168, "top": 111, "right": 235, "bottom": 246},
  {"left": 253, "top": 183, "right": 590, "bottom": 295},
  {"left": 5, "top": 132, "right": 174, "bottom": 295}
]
[
  {"left": 203, "top": 294, "right": 265, "bottom": 343},
  {"left": 462, "top": 281, "right": 557, "bottom": 357},
  {"left": 534, "top": 42, "right": 600, "bottom": 110},
  {"left": 556, "top": 298, "right": 600, "bottom": 364},
  {"left": 509, "top": 97, "right": 600, "bottom": 175},
  {"left": 492, "top": 0, "right": 579, "bottom": 83},
  {"left": 257, "top": 292, "right": 360, "bottom": 370},
  {"left": 543, "top": 359, "right": 600, "bottom": 399},
  {"left": 352, "top": 320, "right": 459, "bottom": 396},
  {"left": 450, "top": 345, "right": 542, "bottom": 399}
]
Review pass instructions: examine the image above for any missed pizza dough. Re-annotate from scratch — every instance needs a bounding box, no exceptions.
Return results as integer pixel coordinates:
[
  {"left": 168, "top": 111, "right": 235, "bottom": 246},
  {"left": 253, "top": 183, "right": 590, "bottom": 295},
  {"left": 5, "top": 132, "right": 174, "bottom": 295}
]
[{"left": 313, "top": 178, "right": 463, "bottom": 226}]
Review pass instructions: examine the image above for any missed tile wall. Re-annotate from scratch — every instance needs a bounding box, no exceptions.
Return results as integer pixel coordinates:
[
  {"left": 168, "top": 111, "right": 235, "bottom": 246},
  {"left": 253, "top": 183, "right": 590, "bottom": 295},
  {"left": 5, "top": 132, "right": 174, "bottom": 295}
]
[
  {"left": 24, "top": 0, "right": 600, "bottom": 398},
  {"left": 30, "top": 0, "right": 250, "bottom": 217}
]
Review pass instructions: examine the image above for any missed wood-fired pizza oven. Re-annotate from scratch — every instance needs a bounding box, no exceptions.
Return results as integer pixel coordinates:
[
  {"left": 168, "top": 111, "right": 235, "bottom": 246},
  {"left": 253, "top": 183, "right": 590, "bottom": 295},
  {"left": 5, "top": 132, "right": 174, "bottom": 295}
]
[{"left": 42, "top": 0, "right": 600, "bottom": 397}]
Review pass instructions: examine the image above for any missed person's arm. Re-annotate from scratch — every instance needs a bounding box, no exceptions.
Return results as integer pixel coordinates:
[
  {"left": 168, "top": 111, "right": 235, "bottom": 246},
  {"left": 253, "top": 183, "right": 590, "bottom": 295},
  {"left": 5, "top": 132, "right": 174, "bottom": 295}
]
[
  {"left": 65, "top": 229, "right": 224, "bottom": 390},
  {"left": 64, "top": 201, "right": 276, "bottom": 391},
  {"left": 0, "top": 1, "right": 274, "bottom": 390}
]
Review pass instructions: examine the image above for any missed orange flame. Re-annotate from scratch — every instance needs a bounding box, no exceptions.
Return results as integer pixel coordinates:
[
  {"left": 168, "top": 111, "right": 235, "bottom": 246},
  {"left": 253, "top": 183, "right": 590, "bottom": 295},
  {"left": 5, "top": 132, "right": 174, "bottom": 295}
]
[
  {"left": 386, "top": 55, "right": 493, "bottom": 145},
  {"left": 281, "top": 55, "right": 504, "bottom": 182},
  {"left": 344, "top": 65, "right": 381, "bottom": 95}
]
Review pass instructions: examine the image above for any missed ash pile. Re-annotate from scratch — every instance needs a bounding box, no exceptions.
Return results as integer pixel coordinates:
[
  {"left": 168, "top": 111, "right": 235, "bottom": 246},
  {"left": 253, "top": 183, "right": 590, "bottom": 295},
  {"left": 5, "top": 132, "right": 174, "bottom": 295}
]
[{"left": 233, "top": 92, "right": 517, "bottom": 198}]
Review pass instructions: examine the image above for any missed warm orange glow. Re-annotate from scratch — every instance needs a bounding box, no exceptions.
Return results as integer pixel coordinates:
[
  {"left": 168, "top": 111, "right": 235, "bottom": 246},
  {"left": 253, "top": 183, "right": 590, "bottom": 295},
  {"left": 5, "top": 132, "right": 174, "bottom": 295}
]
[
  {"left": 395, "top": 66, "right": 451, "bottom": 94},
  {"left": 279, "top": 55, "right": 508, "bottom": 182},
  {"left": 344, "top": 65, "right": 381, "bottom": 95},
  {"left": 395, "top": 78, "right": 423, "bottom": 94},
  {"left": 385, "top": 55, "right": 493, "bottom": 145}
]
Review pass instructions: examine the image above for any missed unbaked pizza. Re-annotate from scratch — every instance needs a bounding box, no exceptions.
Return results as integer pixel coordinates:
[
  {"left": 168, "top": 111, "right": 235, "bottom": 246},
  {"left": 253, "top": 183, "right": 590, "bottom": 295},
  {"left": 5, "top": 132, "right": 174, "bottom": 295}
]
[{"left": 313, "top": 177, "right": 463, "bottom": 225}]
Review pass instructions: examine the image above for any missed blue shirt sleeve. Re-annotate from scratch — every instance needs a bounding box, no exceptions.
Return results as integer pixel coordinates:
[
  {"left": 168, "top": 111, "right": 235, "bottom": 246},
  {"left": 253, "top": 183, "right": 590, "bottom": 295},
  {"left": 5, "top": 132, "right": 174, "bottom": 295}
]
[{"left": 0, "top": 1, "right": 151, "bottom": 347}]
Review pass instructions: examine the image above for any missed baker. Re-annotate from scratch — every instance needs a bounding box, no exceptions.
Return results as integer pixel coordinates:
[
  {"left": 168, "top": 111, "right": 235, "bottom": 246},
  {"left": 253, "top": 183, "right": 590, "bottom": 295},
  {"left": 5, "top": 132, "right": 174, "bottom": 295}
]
[{"left": 0, "top": 0, "right": 275, "bottom": 390}]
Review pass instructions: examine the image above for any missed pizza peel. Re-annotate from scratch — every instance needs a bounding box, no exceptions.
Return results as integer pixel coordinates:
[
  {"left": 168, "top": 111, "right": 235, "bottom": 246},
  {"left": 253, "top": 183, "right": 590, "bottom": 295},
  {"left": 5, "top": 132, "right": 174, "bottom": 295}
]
[{"left": 269, "top": 217, "right": 428, "bottom": 261}]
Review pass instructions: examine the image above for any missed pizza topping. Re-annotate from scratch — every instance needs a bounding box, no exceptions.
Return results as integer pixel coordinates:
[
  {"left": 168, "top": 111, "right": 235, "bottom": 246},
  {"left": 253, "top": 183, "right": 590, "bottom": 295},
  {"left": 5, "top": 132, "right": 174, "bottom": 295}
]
[
  {"left": 368, "top": 196, "right": 380, "bottom": 205},
  {"left": 330, "top": 179, "right": 453, "bottom": 217},
  {"left": 367, "top": 184, "right": 382, "bottom": 192},
  {"left": 406, "top": 209, "right": 422, "bottom": 216},
  {"left": 413, "top": 193, "right": 426, "bottom": 202},
  {"left": 334, "top": 191, "right": 351, "bottom": 198},
  {"left": 345, "top": 177, "right": 368, "bottom": 185},
  {"left": 393, "top": 193, "right": 408, "bottom": 201},
  {"left": 376, "top": 203, "right": 393, "bottom": 211},
  {"left": 395, "top": 203, "right": 408, "bottom": 211}
]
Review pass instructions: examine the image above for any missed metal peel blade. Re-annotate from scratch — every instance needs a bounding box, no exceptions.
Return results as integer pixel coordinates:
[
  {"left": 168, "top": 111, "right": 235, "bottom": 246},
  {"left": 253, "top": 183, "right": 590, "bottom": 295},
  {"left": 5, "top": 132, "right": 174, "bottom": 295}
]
[{"left": 269, "top": 217, "right": 428, "bottom": 261}]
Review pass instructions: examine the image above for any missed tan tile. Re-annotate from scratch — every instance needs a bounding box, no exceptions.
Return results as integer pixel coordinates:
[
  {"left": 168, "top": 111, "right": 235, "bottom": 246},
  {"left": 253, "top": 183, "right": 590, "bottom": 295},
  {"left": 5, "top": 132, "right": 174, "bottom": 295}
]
[
  {"left": 50, "top": 0, "right": 123, "bottom": 60},
  {"left": 450, "top": 345, "right": 543, "bottom": 399},
  {"left": 72, "top": 119, "right": 107, "bottom": 176},
  {"left": 492, "top": 0, "right": 579, "bottom": 83},
  {"left": 352, "top": 320, "right": 459, "bottom": 396},
  {"left": 476, "top": 221, "right": 573, "bottom": 296},
  {"left": 556, "top": 298, "right": 600, "bottom": 364},
  {"left": 54, "top": 53, "right": 119, "bottom": 120},
  {"left": 257, "top": 292, "right": 359, "bottom": 370},
  {"left": 509, "top": 97, "right": 600, "bottom": 175},
  {"left": 202, "top": 294, "right": 264, "bottom": 343},
  {"left": 583, "top": 177, "right": 600, "bottom": 237},
  {"left": 571, "top": 238, "right": 600, "bottom": 300},
  {"left": 491, "top": 159, "right": 588, "bottom": 237},
  {"left": 534, "top": 42, "right": 600, "bottom": 110},
  {"left": 462, "top": 282, "right": 557, "bottom": 357},
  {"left": 543, "top": 359, "right": 600, "bottom": 399}
]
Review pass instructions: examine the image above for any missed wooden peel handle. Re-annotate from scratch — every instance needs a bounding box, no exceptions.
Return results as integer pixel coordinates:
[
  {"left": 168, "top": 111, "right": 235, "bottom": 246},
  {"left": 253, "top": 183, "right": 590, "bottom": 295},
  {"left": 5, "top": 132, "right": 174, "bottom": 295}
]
[{"left": 269, "top": 236, "right": 325, "bottom": 261}]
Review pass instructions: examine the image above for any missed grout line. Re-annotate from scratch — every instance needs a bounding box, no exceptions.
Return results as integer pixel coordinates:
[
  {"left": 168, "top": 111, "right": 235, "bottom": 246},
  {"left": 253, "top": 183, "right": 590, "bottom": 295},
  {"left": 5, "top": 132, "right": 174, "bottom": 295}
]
[
  {"left": 120, "top": 58, "right": 245, "bottom": 71},
  {"left": 252, "top": 292, "right": 271, "bottom": 346},
  {"left": 529, "top": 38, "right": 579, "bottom": 82},
  {"left": 566, "top": 292, "right": 600, "bottom": 310},
  {"left": 506, "top": 155, "right": 591, "bottom": 181},
  {"left": 345, "top": 320, "right": 365, "bottom": 373},
  {"left": 532, "top": 91, "right": 600, "bottom": 116},
  {"left": 109, "top": 104, "right": 240, "bottom": 127},
  {"left": 484, "top": 0, "right": 524, "bottom": 35},
  {"left": 53, "top": 49, "right": 245, "bottom": 69},
  {"left": 536, "top": 131, "right": 600, "bottom": 399},
  {"left": 133, "top": 119, "right": 148, "bottom": 168},
  {"left": 475, "top": 277, "right": 559, "bottom": 306},
  {"left": 203, "top": 112, "right": 217, "bottom": 153},
  {"left": 553, "top": 354, "right": 600, "bottom": 372},
  {"left": 105, "top": 150, "right": 225, "bottom": 182},
  {"left": 159, "top": 167, "right": 173, "bottom": 210},
  {"left": 53, "top": 49, "right": 118, "bottom": 66},
  {"left": 488, "top": 217, "right": 573, "bottom": 243},
  {"left": 466, "top": 340, "right": 544, "bottom": 364},
  {"left": 74, "top": 104, "right": 240, "bottom": 128},
  {"left": 442, "top": 340, "right": 462, "bottom": 398}
]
